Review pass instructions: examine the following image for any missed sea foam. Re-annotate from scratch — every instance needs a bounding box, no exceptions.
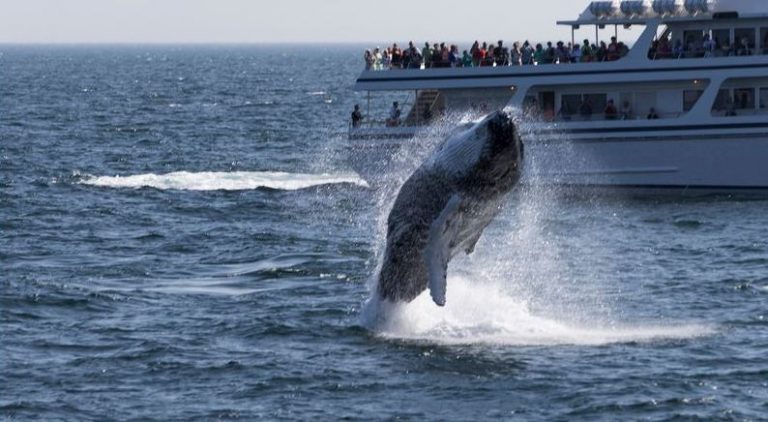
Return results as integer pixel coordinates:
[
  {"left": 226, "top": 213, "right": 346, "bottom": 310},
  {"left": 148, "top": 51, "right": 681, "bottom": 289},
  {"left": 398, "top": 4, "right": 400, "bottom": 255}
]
[
  {"left": 361, "top": 275, "right": 714, "bottom": 346},
  {"left": 80, "top": 171, "right": 368, "bottom": 191}
]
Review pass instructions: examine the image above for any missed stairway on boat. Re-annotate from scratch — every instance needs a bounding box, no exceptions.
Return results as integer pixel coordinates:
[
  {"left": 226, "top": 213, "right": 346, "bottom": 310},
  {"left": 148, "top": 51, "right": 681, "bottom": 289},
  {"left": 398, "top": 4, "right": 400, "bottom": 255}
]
[{"left": 404, "top": 90, "right": 442, "bottom": 126}]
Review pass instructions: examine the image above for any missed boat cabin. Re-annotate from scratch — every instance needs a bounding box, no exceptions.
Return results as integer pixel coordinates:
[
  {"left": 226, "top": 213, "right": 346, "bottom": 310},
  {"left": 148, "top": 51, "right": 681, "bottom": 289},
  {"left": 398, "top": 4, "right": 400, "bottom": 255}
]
[{"left": 350, "top": 0, "right": 768, "bottom": 139}]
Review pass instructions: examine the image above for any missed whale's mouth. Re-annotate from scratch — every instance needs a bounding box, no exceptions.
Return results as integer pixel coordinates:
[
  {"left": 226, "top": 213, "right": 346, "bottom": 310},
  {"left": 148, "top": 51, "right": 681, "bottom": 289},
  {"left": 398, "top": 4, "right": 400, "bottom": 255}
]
[
  {"left": 486, "top": 111, "right": 517, "bottom": 144},
  {"left": 480, "top": 110, "right": 521, "bottom": 170}
]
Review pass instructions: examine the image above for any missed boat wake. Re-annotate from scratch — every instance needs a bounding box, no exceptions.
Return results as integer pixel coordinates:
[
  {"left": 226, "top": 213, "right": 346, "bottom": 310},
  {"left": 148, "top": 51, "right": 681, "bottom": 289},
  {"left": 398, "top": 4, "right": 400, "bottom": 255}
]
[
  {"left": 80, "top": 171, "right": 369, "bottom": 191},
  {"left": 360, "top": 275, "right": 714, "bottom": 346}
]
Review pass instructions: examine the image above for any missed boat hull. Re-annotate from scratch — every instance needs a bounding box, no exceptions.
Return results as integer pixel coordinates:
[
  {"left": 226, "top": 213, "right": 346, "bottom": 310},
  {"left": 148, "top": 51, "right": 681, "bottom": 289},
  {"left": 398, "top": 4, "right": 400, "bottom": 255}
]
[{"left": 347, "top": 130, "right": 768, "bottom": 195}]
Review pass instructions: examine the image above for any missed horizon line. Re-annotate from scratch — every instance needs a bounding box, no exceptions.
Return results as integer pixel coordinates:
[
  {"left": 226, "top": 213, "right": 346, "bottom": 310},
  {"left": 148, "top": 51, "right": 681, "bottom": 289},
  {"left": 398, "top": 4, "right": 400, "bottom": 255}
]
[
  {"left": 0, "top": 36, "right": 594, "bottom": 47},
  {"left": 0, "top": 41, "right": 392, "bottom": 46}
]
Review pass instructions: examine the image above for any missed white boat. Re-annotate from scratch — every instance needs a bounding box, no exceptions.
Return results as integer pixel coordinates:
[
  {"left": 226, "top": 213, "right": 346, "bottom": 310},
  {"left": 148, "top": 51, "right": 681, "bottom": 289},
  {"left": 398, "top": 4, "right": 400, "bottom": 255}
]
[{"left": 348, "top": 0, "right": 768, "bottom": 194}]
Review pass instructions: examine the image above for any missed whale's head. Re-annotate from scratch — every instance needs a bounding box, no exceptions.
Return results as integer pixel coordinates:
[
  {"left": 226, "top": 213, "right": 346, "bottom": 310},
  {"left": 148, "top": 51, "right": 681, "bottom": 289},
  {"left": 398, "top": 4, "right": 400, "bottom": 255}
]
[{"left": 473, "top": 110, "right": 522, "bottom": 186}]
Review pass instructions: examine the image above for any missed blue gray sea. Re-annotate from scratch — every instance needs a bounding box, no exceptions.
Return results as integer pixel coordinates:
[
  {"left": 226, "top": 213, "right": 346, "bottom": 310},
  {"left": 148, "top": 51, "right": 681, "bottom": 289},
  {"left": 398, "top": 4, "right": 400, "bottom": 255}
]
[{"left": 2, "top": 45, "right": 767, "bottom": 420}]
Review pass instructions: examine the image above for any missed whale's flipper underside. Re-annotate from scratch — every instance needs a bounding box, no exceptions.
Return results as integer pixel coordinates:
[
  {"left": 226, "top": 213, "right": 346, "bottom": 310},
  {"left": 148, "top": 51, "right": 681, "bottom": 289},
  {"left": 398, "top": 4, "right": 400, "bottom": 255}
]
[
  {"left": 425, "top": 194, "right": 463, "bottom": 306},
  {"left": 463, "top": 230, "right": 483, "bottom": 255}
]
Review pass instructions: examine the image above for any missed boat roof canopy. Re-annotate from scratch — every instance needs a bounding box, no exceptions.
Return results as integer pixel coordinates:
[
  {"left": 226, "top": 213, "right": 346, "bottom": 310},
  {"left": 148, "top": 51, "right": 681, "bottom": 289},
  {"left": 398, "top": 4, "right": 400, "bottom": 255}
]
[{"left": 558, "top": 0, "right": 768, "bottom": 28}]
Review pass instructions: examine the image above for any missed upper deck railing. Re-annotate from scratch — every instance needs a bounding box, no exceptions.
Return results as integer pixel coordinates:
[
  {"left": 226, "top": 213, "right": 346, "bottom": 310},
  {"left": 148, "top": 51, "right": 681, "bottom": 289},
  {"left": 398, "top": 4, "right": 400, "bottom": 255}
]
[
  {"left": 363, "top": 39, "right": 631, "bottom": 72},
  {"left": 362, "top": 36, "right": 766, "bottom": 72}
]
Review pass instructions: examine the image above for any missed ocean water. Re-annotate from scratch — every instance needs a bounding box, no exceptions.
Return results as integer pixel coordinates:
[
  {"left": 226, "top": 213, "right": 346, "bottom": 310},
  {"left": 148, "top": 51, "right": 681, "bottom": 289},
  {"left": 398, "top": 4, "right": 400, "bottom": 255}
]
[{"left": 2, "top": 45, "right": 767, "bottom": 420}]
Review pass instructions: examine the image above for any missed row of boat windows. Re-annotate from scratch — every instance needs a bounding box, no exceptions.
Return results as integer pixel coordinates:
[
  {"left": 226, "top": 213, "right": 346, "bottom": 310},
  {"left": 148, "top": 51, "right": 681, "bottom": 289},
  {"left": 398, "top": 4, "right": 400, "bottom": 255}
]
[
  {"left": 653, "top": 27, "right": 768, "bottom": 59},
  {"left": 710, "top": 88, "right": 768, "bottom": 115},
  {"left": 528, "top": 87, "right": 768, "bottom": 121},
  {"left": 684, "top": 88, "right": 768, "bottom": 114}
]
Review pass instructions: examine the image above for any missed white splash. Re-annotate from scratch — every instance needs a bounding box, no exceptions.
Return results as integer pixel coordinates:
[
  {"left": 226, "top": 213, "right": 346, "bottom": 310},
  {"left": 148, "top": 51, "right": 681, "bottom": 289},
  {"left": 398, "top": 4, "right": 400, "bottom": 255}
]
[
  {"left": 361, "top": 275, "right": 714, "bottom": 346},
  {"left": 361, "top": 108, "right": 713, "bottom": 347},
  {"left": 80, "top": 171, "right": 368, "bottom": 191}
]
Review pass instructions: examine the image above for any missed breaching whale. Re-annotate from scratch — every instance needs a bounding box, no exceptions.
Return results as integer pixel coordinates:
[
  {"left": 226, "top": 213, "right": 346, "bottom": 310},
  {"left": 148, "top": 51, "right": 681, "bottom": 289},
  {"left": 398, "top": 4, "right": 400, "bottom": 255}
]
[{"left": 377, "top": 110, "right": 523, "bottom": 306}]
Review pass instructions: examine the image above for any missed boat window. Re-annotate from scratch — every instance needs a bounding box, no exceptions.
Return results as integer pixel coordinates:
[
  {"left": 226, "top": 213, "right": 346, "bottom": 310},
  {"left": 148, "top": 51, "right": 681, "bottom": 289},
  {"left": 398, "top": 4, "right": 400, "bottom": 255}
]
[
  {"left": 635, "top": 92, "right": 658, "bottom": 119},
  {"left": 560, "top": 94, "right": 582, "bottom": 118},
  {"left": 734, "top": 28, "right": 756, "bottom": 55},
  {"left": 648, "top": 25, "right": 672, "bottom": 59},
  {"left": 683, "top": 30, "right": 706, "bottom": 57},
  {"left": 734, "top": 88, "right": 755, "bottom": 110},
  {"left": 556, "top": 93, "right": 607, "bottom": 120},
  {"left": 761, "top": 28, "right": 768, "bottom": 54},
  {"left": 585, "top": 94, "right": 607, "bottom": 115},
  {"left": 539, "top": 92, "right": 556, "bottom": 120},
  {"left": 712, "top": 89, "right": 732, "bottom": 114},
  {"left": 712, "top": 28, "right": 731, "bottom": 55},
  {"left": 757, "top": 88, "right": 768, "bottom": 112},
  {"left": 523, "top": 96, "right": 539, "bottom": 116},
  {"left": 683, "top": 90, "right": 703, "bottom": 112}
]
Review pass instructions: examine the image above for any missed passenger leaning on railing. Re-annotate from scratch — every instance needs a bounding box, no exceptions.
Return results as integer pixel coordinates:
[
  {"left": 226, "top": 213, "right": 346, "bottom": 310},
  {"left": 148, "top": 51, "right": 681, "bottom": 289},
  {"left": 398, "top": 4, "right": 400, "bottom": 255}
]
[
  {"left": 386, "top": 102, "right": 401, "bottom": 127},
  {"left": 522, "top": 41, "right": 534, "bottom": 65},
  {"left": 484, "top": 43, "right": 493, "bottom": 66},
  {"left": 737, "top": 37, "right": 752, "bottom": 56},
  {"left": 470, "top": 41, "right": 482, "bottom": 66},
  {"left": 510, "top": 42, "right": 522, "bottom": 66},
  {"left": 544, "top": 42, "right": 555, "bottom": 64},
  {"left": 449, "top": 45, "right": 460, "bottom": 67},
  {"left": 364, "top": 50, "right": 374, "bottom": 70},
  {"left": 581, "top": 40, "right": 593, "bottom": 62},
  {"left": 570, "top": 44, "right": 581, "bottom": 63},
  {"left": 494, "top": 40, "right": 509, "bottom": 66},
  {"left": 422, "top": 42, "right": 432, "bottom": 68},
  {"left": 441, "top": 43, "right": 450, "bottom": 67},
  {"left": 351, "top": 104, "right": 363, "bottom": 128},
  {"left": 402, "top": 41, "right": 422, "bottom": 69},
  {"left": 555, "top": 41, "right": 570, "bottom": 63},
  {"left": 607, "top": 36, "right": 619, "bottom": 61},
  {"left": 382, "top": 48, "right": 390, "bottom": 69},
  {"left": 485, "top": 42, "right": 497, "bottom": 66},
  {"left": 534, "top": 44, "right": 545, "bottom": 64},
  {"left": 703, "top": 34, "right": 715, "bottom": 57},
  {"left": 462, "top": 50, "right": 472, "bottom": 67},
  {"left": 673, "top": 40, "right": 684, "bottom": 58},
  {"left": 391, "top": 44, "right": 402, "bottom": 69}
]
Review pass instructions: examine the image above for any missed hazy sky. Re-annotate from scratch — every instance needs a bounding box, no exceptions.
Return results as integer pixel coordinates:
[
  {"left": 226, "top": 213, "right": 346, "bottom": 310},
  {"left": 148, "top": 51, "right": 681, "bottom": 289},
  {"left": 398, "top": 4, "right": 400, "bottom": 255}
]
[{"left": 0, "top": 0, "right": 627, "bottom": 44}]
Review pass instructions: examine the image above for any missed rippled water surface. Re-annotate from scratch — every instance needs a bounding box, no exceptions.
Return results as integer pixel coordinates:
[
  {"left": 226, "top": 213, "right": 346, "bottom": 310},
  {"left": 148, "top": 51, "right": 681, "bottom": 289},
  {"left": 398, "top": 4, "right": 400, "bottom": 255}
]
[{"left": 2, "top": 45, "right": 767, "bottom": 420}]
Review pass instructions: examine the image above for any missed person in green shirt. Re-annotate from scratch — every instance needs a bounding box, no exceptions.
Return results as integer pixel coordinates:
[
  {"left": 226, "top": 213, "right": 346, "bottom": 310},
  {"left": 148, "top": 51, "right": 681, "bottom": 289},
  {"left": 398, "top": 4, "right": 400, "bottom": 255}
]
[
  {"left": 461, "top": 50, "right": 473, "bottom": 67},
  {"left": 581, "top": 39, "right": 593, "bottom": 62},
  {"left": 422, "top": 42, "right": 432, "bottom": 68},
  {"left": 533, "top": 43, "right": 546, "bottom": 65}
]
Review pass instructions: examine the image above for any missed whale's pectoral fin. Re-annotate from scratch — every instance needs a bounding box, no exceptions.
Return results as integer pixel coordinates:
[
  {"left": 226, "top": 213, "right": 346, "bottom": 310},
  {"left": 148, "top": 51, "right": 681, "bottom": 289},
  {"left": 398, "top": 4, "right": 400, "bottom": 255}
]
[
  {"left": 425, "top": 194, "right": 463, "bottom": 307},
  {"left": 464, "top": 230, "right": 483, "bottom": 255}
]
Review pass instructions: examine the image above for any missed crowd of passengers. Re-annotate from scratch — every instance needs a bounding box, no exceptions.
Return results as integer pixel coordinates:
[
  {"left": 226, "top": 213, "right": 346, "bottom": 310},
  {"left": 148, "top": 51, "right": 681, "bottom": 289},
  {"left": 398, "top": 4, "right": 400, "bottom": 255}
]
[
  {"left": 364, "top": 31, "right": 768, "bottom": 69},
  {"left": 363, "top": 38, "right": 630, "bottom": 70}
]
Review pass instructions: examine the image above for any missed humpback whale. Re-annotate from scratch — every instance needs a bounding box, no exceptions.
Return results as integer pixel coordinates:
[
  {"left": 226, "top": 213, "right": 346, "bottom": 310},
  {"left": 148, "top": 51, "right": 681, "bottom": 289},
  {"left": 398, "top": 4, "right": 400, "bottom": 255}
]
[{"left": 377, "top": 110, "right": 522, "bottom": 306}]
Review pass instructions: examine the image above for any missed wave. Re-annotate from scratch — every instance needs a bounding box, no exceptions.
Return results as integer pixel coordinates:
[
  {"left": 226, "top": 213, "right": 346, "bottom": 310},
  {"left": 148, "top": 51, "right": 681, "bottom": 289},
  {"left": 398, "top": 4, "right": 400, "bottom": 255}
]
[
  {"left": 360, "top": 276, "right": 714, "bottom": 346},
  {"left": 80, "top": 171, "right": 368, "bottom": 191}
]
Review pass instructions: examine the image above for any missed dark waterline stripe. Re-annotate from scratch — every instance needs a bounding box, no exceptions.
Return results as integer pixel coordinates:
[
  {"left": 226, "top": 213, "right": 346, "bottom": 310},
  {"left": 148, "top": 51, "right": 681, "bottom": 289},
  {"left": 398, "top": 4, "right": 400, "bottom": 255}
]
[
  {"left": 543, "top": 122, "right": 768, "bottom": 135},
  {"left": 532, "top": 132, "right": 768, "bottom": 145},
  {"left": 555, "top": 183, "right": 768, "bottom": 191}
]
